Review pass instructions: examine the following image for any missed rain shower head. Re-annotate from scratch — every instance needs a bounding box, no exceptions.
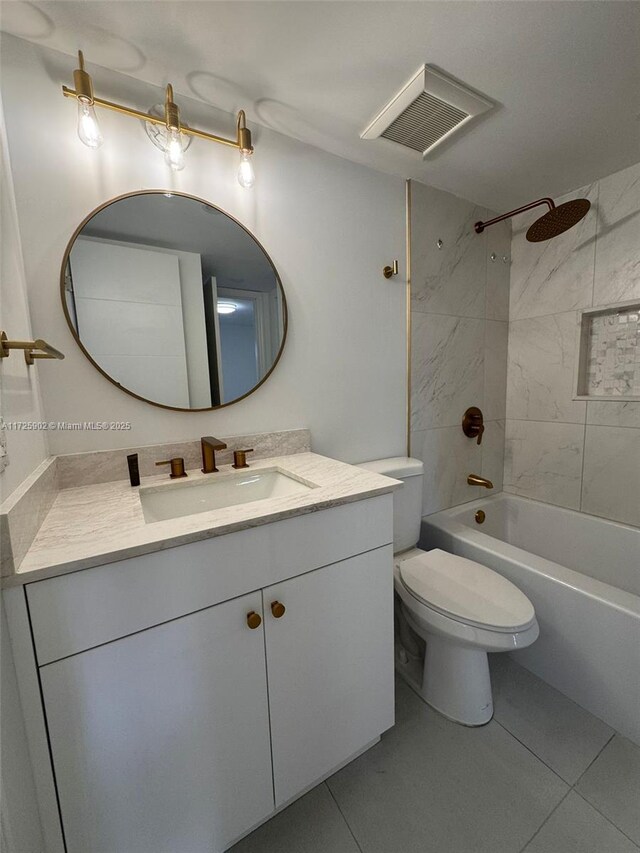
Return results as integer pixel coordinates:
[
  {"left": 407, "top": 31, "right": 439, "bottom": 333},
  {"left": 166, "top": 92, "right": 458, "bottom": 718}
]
[
  {"left": 474, "top": 196, "right": 591, "bottom": 242},
  {"left": 525, "top": 198, "right": 591, "bottom": 242}
]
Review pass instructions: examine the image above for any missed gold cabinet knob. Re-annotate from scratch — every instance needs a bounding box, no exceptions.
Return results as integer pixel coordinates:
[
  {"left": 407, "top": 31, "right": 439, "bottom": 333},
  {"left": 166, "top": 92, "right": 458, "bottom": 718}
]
[
  {"left": 270, "top": 601, "right": 286, "bottom": 619},
  {"left": 246, "top": 611, "right": 262, "bottom": 630}
]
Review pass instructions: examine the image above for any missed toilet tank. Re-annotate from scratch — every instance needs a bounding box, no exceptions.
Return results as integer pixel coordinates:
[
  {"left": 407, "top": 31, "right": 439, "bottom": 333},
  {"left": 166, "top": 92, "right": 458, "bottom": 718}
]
[{"left": 358, "top": 457, "right": 424, "bottom": 552}]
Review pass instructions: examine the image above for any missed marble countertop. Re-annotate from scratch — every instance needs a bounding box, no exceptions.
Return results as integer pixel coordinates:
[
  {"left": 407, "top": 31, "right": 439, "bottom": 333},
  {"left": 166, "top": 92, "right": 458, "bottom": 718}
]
[{"left": 6, "top": 453, "right": 399, "bottom": 586}]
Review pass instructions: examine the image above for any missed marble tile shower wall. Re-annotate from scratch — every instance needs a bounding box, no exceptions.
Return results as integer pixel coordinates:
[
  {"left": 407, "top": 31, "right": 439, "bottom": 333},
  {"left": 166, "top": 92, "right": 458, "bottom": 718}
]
[
  {"left": 504, "top": 161, "right": 640, "bottom": 527},
  {"left": 410, "top": 181, "right": 510, "bottom": 514}
]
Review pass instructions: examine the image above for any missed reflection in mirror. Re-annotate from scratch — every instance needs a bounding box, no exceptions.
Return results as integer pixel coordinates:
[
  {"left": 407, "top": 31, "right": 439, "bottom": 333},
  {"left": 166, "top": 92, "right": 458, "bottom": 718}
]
[{"left": 62, "top": 192, "right": 286, "bottom": 410}]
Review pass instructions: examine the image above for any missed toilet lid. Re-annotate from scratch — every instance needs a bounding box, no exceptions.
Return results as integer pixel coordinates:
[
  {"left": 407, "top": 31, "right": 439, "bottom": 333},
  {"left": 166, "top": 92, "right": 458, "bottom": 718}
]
[{"left": 399, "top": 549, "right": 535, "bottom": 632}]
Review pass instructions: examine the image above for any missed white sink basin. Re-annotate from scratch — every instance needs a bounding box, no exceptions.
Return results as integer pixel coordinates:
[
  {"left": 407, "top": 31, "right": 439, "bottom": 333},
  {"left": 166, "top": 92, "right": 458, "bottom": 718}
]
[{"left": 140, "top": 467, "right": 317, "bottom": 523}]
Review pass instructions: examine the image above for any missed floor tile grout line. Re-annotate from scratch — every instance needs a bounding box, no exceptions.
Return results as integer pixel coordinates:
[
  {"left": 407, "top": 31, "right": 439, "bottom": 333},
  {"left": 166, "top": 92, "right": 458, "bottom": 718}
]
[
  {"left": 515, "top": 788, "right": 572, "bottom": 853},
  {"left": 572, "top": 730, "right": 616, "bottom": 788},
  {"left": 496, "top": 696, "right": 638, "bottom": 851},
  {"left": 493, "top": 663, "right": 640, "bottom": 850},
  {"left": 492, "top": 660, "right": 618, "bottom": 782},
  {"left": 492, "top": 716, "right": 571, "bottom": 787},
  {"left": 570, "top": 788, "right": 640, "bottom": 850},
  {"left": 324, "top": 781, "right": 366, "bottom": 853}
]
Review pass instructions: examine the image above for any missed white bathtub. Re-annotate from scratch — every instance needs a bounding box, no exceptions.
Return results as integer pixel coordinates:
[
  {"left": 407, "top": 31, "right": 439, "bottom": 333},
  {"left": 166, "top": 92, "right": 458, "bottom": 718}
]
[{"left": 420, "top": 494, "right": 640, "bottom": 744}]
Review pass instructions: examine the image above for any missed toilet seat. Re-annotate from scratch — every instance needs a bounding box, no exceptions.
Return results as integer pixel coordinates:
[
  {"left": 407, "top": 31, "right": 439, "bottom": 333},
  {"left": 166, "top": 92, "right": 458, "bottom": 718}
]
[{"left": 397, "top": 548, "right": 536, "bottom": 633}]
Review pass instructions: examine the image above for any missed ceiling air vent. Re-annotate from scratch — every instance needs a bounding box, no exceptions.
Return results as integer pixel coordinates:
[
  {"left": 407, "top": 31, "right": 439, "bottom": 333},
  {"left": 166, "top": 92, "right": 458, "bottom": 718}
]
[{"left": 361, "top": 65, "right": 494, "bottom": 157}]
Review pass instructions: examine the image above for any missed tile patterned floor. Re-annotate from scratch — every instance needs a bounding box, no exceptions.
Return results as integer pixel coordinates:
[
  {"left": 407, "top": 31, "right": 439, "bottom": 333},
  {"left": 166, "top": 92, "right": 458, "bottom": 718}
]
[{"left": 232, "top": 656, "right": 640, "bottom": 853}]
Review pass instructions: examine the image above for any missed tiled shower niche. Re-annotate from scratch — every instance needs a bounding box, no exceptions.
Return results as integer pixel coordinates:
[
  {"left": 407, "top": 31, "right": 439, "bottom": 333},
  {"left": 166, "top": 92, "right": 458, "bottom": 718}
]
[{"left": 575, "top": 302, "right": 640, "bottom": 400}]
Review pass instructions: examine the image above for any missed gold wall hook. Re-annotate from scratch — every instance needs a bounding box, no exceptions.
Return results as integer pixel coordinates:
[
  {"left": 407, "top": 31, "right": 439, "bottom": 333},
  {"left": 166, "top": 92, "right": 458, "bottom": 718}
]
[{"left": 383, "top": 259, "right": 399, "bottom": 279}]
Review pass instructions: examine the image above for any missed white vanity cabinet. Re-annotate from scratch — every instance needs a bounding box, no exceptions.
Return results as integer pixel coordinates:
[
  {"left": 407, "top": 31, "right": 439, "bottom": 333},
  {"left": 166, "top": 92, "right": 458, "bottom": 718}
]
[
  {"left": 263, "top": 548, "right": 393, "bottom": 807},
  {"left": 15, "top": 495, "right": 395, "bottom": 853},
  {"left": 40, "top": 591, "right": 274, "bottom": 853}
]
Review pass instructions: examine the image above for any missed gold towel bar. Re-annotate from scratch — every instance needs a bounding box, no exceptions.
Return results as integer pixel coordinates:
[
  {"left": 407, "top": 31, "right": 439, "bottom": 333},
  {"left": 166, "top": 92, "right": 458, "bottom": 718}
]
[{"left": 0, "top": 331, "right": 65, "bottom": 365}]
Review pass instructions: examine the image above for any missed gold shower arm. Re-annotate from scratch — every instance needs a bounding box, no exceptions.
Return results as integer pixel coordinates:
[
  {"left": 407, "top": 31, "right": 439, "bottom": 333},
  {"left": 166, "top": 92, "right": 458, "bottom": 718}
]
[{"left": 0, "top": 332, "right": 65, "bottom": 365}]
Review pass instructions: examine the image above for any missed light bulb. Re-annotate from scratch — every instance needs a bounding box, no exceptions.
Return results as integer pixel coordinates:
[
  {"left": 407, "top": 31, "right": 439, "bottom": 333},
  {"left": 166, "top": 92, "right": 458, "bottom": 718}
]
[
  {"left": 164, "top": 127, "right": 185, "bottom": 171},
  {"left": 237, "top": 150, "right": 255, "bottom": 188},
  {"left": 77, "top": 100, "right": 103, "bottom": 149}
]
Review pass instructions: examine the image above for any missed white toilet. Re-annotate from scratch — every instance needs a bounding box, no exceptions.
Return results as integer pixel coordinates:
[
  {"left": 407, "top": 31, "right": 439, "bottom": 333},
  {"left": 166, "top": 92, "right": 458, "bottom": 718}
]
[{"left": 359, "top": 457, "right": 539, "bottom": 726}]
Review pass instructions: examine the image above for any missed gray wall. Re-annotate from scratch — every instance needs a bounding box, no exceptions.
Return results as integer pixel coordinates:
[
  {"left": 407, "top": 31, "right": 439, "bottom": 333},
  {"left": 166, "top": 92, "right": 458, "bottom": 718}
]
[
  {"left": 409, "top": 181, "right": 510, "bottom": 515},
  {"left": 504, "top": 161, "right": 640, "bottom": 527}
]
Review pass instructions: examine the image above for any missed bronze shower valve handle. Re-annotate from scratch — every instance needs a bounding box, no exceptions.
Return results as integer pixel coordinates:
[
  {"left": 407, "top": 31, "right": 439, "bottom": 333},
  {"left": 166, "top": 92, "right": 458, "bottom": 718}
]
[{"left": 462, "top": 407, "right": 485, "bottom": 445}]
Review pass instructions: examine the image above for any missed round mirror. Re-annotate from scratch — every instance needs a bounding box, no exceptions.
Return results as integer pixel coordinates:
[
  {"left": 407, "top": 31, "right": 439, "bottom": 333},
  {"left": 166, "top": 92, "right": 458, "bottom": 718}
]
[{"left": 61, "top": 191, "right": 287, "bottom": 411}]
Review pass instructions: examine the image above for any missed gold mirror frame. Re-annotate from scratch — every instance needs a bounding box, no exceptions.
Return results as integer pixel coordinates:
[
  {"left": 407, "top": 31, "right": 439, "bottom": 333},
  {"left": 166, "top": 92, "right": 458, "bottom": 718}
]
[{"left": 60, "top": 190, "right": 288, "bottom": 412}]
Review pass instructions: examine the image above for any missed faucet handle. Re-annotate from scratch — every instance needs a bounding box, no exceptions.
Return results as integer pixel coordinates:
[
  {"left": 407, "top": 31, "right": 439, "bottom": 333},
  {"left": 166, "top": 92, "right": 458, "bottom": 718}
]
[
  {"left": 232, "top": 449, "right": 254, "bottom": 469},
  {"left": 156, "top": 457, "right": 187, "bottom": 478},
  {"left": 462, "top": 406, "right": 485, "bottom": 445}
]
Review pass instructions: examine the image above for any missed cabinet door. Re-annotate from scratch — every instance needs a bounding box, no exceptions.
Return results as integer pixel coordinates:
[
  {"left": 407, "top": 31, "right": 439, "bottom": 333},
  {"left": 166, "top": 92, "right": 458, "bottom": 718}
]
[
  {"left": 40, "top": 592, "right": 274, "bottom": 853},
  {"left": 263, "top": 546, "right": 395, "bottom": 806}
]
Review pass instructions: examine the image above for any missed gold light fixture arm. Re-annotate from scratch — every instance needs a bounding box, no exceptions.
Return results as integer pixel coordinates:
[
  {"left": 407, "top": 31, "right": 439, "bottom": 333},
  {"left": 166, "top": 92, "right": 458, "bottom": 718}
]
[
  {"left": 236, "top": 110, "right": 253, "bottom": 153},
  {"left": 72, "top": 50, "right": 94, "bottom": 103},
  {"left": 62, "top": 52, "right": 253, "bottom": 152},
  {"left": 164, "top": 83, "right": 180, "bottom": 131},
  {"left": 1, "top": 332, "right": 65, "bottom": 365}
]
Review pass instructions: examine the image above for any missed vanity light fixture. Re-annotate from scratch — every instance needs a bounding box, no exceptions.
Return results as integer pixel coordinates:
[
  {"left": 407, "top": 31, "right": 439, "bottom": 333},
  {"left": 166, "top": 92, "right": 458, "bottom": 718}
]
[
  {"left": 217, "top": 301, "right": 238, "bottom": 315},
  {"left": 72, "top": 51, "right": 103, "bottom": 149},
  {"left": 62, "top": 51, "right": 256, "bottom": 187},
  {"left": 162, "top": 84, "right": 185, "bottom": 172}
]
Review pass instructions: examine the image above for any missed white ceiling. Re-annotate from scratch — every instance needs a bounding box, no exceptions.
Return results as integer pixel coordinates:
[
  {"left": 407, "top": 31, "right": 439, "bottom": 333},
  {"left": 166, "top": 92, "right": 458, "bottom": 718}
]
[{"left": 2, "top": 0, "right": 639, "bottom": 210}]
